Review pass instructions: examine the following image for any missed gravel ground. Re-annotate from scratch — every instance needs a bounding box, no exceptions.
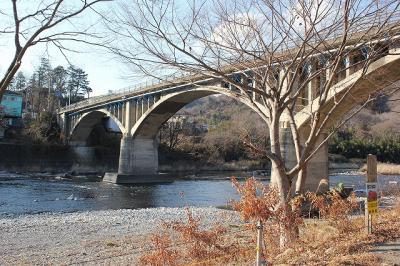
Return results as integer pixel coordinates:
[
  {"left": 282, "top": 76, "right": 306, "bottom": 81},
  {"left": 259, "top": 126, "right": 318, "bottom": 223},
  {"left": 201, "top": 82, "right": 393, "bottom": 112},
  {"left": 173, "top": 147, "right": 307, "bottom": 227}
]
[{"left": 0, "top": 207, "right": 241, "bottom": 265}]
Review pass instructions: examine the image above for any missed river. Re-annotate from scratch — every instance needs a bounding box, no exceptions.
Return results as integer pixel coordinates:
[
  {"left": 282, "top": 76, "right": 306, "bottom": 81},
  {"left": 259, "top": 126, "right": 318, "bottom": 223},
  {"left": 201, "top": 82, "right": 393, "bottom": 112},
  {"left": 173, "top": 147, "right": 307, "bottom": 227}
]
[{"left": 0, "top": 171, "right": 399, "bottom": 217}]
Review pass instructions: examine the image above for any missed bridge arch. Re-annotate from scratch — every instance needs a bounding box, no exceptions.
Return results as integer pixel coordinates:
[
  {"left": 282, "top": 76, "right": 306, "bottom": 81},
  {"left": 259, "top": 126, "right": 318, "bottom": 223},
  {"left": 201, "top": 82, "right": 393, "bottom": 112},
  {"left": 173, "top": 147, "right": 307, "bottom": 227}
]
[
  {"left": 69, "top": 109, "right": 127, "bottom": 145},
  {"left": 114, "top": 86, "right": 269, "bottom": 177},
  {"left": 130, "top": 86, "right": 268, "bottom": 138}
]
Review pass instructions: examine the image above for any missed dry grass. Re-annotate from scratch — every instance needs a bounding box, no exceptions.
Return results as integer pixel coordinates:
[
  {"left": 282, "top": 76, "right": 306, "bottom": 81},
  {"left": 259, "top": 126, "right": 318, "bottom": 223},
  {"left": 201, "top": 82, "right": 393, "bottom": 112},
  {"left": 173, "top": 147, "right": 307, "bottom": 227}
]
[
  {"left": 138, "top": 179, "right": 400, "bottom": 266},
  {"left": 360, "top": 162, "right": 400, "bottom": 175}
]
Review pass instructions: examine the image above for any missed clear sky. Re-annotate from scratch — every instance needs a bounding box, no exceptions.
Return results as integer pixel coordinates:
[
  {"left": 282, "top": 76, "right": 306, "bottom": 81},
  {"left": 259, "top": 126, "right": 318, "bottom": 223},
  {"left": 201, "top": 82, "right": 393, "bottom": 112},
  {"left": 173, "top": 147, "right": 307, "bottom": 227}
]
[{"left": 0, "top": 0, "right": 134, "bottom": 96}]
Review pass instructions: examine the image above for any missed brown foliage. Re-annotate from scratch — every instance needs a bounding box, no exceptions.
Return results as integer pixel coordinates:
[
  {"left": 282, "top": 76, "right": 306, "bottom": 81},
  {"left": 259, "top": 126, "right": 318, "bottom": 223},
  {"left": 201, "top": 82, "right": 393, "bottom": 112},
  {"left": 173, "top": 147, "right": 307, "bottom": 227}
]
[
  {"left": 138, "top": 207, "right": 243, "bottom": 265},
  {"left": 165, "top": 207, "right": 229, "bottom": 260},
  {"left": 274, "top": 196, "right": 400, "bottom": 265},
  {"left": 138, "top": 233, "right": 179, "bottom": 266},
  {"left": 139, "top": 179, "right": 400, "bottom": 265},
  {"left": 231, "top": 177, "right": 304, "bottom": 250},
  {"left": 306, "top": 191, "right": 359, "bottom": 230}
]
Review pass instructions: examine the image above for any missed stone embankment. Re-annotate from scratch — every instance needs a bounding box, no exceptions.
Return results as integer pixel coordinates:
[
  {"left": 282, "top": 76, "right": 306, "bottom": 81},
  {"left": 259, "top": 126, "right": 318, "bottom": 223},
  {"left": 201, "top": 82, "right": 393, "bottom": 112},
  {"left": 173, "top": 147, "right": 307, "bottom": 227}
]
[{"left": 0, "top": 207, "right": 239, "bottom": 265}]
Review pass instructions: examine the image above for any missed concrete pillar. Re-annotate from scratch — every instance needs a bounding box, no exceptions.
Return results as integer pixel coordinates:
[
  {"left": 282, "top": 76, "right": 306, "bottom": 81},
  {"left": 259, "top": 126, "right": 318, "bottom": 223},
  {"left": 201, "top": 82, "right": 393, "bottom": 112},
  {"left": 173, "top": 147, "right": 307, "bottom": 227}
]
[
  {"left": 118, "top": 136, "right": 134, "bottom": 174},
  {"left": 274, "top": 126, "right": 329, "bottom": 193},
  {"left": 117, "top": 136, "right": 158, "bottom": 175},
  {"left": 131, "top": 138, "right": 158, "bottom": 174},
  {"left": 125, "top": 101, "right": 132, "bottom": 132}
]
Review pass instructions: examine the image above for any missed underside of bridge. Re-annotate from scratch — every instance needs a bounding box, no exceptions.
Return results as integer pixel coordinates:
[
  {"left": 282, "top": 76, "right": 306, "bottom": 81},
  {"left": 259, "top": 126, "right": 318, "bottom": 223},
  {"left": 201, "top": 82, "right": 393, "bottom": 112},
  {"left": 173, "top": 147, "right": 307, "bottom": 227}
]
[
  {"left": 109, "top": 90, "right": 219, "bottom": 183},
  {"left": 68, "top": 110, "right": 122, "bottom": 173}
]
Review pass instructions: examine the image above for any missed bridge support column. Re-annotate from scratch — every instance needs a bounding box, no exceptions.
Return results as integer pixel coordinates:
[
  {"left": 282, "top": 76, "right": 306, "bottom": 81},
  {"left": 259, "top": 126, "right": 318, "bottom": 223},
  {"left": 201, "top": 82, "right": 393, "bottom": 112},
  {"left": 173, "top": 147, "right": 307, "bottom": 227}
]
[
  {"left": 118, "top": 136, "right": 134, "bottom": 174},
  {"left": 273, "top": 127, "right": 329, "bottom": 194},
  {"left": 104, "top": 136, "right": 161, "bottom": 184},
  {"left": 117, "top": 136, "right": 159, "bottom": 175}
]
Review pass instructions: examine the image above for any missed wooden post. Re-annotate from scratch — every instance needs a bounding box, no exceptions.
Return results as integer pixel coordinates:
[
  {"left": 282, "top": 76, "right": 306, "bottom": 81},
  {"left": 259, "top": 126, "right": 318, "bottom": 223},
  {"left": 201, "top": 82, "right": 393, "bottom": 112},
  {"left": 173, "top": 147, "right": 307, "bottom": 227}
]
[
  {"left": 367, "top": 154, "right": 377, "bottom": 183},
  {"left": 365, "top": 154, "right": 377, "bottom": 234},
  {"left": 256, "top": 220, "right": 264, "bottom": 266}
]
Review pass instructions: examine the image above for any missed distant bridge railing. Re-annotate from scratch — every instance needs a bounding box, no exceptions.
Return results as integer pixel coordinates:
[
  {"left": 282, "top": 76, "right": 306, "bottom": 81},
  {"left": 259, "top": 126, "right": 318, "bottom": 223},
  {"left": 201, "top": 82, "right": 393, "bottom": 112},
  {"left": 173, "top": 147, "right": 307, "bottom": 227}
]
[
  {"left": 59, "top": 72, "right": 189, "bottom": 113},
  {"left": 60, "top": 12, "right": 400, "bottom": 114}
]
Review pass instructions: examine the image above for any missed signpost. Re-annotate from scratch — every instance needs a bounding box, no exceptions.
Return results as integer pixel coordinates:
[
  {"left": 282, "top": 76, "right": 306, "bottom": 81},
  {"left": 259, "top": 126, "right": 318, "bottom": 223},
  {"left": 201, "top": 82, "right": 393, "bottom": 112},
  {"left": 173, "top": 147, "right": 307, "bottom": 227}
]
[
  {"left": 256, "top": 220, "right": 264, "bottom": 266},
  {"left": 365, "top": 154, "right": 378, "bottom": 234}
]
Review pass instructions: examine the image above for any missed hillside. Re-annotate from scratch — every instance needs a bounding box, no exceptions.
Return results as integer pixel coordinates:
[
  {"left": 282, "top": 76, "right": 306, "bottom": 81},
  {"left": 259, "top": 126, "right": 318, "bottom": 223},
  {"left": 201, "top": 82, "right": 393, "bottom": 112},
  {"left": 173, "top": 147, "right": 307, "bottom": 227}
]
[{"left": 167, "top": 90, "right": 400, "bottom": 165}]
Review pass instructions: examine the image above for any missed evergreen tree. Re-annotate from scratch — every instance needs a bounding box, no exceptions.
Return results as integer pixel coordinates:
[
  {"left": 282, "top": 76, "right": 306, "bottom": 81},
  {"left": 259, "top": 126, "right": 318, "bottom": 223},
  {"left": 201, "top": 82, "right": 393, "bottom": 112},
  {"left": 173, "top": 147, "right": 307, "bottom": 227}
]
[
  {"left": 67, "top": 66, "right": 91, "bottom": 104},
  {"left": 52, "top": 66, "right": 68, "bottom": 106},
  {"left": 26, "top": 73, "right": 38, "bottom": 116},
  {"left": 36, "top": 57, "right": 52, "bottom": 89},
  {"left": 33, "top": 58, "right": 53, "bottom": 112},
  {"left": 14, "top": 72, "right": 27, "bottom": 91},
  {"left": 7, "top": 77, "right": 15, "bottom": 91},
  {"left": 75, "top": 68, "right": 92, "bottom": 98}
]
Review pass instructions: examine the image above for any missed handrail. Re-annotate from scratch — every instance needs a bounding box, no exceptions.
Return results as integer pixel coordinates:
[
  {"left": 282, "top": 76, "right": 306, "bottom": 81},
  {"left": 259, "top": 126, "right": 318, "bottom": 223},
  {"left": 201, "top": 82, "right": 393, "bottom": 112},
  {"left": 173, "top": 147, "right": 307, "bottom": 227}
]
[{"left": 60, "top": 13, "right": 400, "bottom": 114}]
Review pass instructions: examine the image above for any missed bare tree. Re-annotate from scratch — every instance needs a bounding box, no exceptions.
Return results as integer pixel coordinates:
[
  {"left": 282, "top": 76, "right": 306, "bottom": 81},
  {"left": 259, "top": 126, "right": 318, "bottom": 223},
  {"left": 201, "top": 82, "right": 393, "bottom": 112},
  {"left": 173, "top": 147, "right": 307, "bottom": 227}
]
[
  {"left": 159, "top": 117, "right": 184, "bottom": 150},
  {"left": 0, "top": 0, "right": 112, "bottom": 101},
  {"left": 108, "top": 0, "right": 400, "bottom": 242}
]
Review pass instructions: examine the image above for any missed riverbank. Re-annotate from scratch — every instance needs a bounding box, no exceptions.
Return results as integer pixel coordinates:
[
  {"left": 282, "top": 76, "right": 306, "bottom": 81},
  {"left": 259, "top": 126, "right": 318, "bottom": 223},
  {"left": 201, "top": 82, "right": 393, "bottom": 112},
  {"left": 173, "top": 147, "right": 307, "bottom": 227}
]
[
  {"left": 1, "top": 205, "right": 400, "bottom": 265},
  {"left": 360, "top": 162, "right": 400, "bottom": 175},
  {"left": 0, "top": 207, "right": 240, "bottom": 265}
]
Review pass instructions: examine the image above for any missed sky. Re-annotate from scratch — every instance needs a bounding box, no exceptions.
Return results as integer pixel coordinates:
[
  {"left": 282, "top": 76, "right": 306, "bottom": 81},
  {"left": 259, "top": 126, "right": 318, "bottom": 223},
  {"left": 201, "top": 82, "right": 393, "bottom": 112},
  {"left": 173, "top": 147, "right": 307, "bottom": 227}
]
[{"left": 0, "top": 0, "right": 133, "bottom": 96}]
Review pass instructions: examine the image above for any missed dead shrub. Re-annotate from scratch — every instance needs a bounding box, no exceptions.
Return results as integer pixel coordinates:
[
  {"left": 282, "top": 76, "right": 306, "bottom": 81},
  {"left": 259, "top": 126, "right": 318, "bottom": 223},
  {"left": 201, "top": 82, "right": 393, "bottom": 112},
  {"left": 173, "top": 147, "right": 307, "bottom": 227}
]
[
  {"left": 165, "top": 207, "right": 230, "bottom": 260},
  {"left": 139, "top": 179, "right": 400, "bottom": 266},
  {"left": 138, "top": 232, "right": 179, "bottom": 266},
  {"left": 230, "top": 177, "right": 304, "bottom": 260},
  {"left": 306, "top": 191, "right": 359, "bottom": 231}
]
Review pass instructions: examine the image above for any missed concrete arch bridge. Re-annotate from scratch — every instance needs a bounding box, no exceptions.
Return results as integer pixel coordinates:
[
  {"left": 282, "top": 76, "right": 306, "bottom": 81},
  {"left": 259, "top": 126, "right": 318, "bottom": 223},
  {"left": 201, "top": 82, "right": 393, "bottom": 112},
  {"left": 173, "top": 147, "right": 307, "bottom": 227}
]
[{"left": 58, "top": 42, "right": 400, "bottom": 190}]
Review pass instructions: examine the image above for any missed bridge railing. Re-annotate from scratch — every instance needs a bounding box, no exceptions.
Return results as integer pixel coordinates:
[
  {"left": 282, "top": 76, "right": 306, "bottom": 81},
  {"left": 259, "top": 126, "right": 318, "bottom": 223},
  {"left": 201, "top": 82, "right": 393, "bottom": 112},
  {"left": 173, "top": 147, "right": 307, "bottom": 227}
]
[
  {"left": 60, "top": 71, "right": 189, "bottom": 113},
  {"left": 60, "top": 11, "right": 400, "bottom": 114}
]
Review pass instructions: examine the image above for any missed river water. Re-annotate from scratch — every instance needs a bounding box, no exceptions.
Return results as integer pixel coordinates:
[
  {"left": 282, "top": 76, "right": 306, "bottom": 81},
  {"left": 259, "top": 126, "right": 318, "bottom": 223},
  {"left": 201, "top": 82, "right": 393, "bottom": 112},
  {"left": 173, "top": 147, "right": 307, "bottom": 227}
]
[{"left": 0, "top": 171, "right": 399, "bottom": 217}]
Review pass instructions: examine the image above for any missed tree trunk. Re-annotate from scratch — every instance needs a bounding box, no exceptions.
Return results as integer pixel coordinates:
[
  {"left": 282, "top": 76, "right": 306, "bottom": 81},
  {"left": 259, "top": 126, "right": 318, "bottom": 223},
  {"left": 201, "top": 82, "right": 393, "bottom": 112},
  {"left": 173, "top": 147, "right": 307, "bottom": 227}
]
[
  {"left": 270, "top": 160, "right": 290, "bottom": 201},
  {"left": 270, "top": 160, "right": 300, "bottom": 248},
  {"left": 295, "top": 168, "right": 307, "bottom": 194}
]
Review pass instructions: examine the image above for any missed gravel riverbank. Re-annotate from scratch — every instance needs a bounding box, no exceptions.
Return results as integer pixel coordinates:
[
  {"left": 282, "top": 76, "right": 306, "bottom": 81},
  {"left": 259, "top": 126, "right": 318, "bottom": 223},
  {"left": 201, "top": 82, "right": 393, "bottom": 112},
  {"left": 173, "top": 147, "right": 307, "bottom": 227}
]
[{"left": 0, "top": 207, "right": 241, "bottom": 265}]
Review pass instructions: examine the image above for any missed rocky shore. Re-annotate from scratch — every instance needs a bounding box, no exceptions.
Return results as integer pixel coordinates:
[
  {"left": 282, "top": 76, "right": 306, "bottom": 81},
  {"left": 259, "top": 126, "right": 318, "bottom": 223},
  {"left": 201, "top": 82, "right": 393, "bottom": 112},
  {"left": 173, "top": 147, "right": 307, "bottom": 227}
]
[{"left": 0, "top": 207, "right": 240, "bottom": 265}]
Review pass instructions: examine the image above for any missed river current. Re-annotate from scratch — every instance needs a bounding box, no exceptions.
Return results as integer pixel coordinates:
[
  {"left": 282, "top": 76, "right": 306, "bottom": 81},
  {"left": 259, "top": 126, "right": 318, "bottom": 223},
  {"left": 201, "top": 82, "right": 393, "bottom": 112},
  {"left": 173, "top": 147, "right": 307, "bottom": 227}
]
[{"left": 0, "top": 171, "right": 399, "bottom": 216}]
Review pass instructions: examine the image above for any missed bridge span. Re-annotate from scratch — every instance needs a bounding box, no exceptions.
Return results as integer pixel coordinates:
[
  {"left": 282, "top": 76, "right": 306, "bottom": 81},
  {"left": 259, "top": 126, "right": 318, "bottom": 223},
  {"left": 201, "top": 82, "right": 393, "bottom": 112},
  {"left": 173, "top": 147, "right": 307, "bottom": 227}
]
[{"left": 58, "top": 40, "right": 400, "bottom": 190}]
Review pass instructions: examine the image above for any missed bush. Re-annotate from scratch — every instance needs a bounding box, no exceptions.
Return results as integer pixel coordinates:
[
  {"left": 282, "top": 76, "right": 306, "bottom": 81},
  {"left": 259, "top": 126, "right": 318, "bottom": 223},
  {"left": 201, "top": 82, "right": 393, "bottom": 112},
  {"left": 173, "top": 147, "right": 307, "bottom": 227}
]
[
  {"left": 24, "top": 112, "right": 61, "bottom": 144},
  {"left": 329, "top": 129, "right": 400, "bottom": 163}
]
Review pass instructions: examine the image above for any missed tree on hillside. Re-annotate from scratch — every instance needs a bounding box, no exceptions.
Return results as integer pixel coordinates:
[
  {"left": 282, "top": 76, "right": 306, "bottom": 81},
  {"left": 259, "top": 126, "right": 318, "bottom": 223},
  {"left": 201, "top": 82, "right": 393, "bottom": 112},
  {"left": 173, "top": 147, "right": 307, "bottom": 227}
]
[
  {"left": 36, "top": 58, "right": 52, "bottom": 90},
  {"left": 159, "top": 118, "right": 184, "bottom": 150},
  {"left": 36, "top": 58, "right": 53, "bottom": 112},
  {"left": 66, "top": 66, "right": 91, "bottom": 104},
  {"left": 75, "top": 68, "right": 92, "bottom": 99},
  {"left": 109, "top": 0, "right": 400, "bottom": 244},
  {"left": 52, "top": 66, "right": 68, "bottom": 107},
  {"left": 0, "top": 0, "right": 111, "bottom": 102},
  {"left": 368, "top": 92, "right": 390, "bottom": 113}
]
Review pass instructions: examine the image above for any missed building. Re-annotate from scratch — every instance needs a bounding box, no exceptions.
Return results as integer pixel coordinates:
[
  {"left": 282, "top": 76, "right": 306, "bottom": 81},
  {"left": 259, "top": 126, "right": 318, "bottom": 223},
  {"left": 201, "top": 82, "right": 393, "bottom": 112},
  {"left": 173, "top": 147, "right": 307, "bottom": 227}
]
[{"left": 0, "top": 90, "right": 23, "bottom": 139}]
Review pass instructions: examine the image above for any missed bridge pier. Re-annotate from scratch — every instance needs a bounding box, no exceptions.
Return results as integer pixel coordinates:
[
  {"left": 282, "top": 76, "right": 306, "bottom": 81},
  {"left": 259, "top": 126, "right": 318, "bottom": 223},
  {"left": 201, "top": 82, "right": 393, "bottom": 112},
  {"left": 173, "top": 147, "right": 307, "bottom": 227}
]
[
  {"left": 273, "top": 127, "right": 329, "bottom": 194},
  {"left": 104, "top": 136, "right": 161, "bottom": 183},
  {"left": 118, "top": 136, "right": 158, "bottom": 175}
]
